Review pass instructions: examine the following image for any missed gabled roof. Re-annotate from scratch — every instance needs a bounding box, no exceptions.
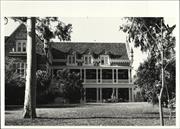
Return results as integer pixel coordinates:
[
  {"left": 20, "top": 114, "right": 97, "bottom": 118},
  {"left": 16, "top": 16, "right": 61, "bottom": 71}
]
[
  {"left": 5, "top": 23, "right": 45, "bottom": 56},
  {"left": 5, "top": 24, "right": 129, "bottom": 60},
  {"left": 51, "top": 42, "right": 129, "bottom": 60}
]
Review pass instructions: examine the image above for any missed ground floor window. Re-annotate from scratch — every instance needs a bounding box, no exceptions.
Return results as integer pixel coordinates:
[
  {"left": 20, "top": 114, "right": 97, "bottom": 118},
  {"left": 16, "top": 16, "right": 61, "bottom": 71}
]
[{"left": 14, "top": 62, "right": 26, "bottom": 78}]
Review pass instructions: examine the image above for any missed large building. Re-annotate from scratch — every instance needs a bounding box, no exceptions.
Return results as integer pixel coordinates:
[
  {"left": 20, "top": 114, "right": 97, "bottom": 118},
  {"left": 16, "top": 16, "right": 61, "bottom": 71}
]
[{"left": 5, "top": 24, "right": 134, "bottom": 103}]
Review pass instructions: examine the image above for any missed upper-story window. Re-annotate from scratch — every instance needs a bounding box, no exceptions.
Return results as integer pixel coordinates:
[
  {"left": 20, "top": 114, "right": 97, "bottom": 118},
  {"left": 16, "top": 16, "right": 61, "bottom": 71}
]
[
  {"left": 16, "top": 40, "right": 26, "bottom": 52},
  {"left": 100, "top": 55, "right": 109, "bottom": 65},
  {"left": 84, "top": 55, "right": 93, "bottom": 65},
  {"left": 67, "top": 55, "right": 76, "bottom": 65}
]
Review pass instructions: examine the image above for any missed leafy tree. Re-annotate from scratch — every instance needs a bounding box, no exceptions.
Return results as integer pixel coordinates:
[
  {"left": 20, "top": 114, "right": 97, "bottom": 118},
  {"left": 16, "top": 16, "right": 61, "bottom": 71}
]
[
  {"left": 56, "top": 69, "right": 83, "bottom": 103},
  {"left": 134, "top": 57, "right": 160, "bottom": 104},
  {"left": 7, "top": 17, "right": 72, "bottom": 118},
  {"left": 120, "top": 17, "right": 176, "bottom": 125}
]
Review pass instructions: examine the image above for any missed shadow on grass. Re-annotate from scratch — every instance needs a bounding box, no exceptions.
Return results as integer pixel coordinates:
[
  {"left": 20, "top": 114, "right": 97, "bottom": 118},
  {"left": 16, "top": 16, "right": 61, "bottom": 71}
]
[
  {"left": 5, "top": 112, "right": 12, "bottom": 115},
  {"left": 37, "top": 103, "right": 106, "bottom": 108},
  {"left": 37, "top": 116, "right": 175, "bottom": 120}
]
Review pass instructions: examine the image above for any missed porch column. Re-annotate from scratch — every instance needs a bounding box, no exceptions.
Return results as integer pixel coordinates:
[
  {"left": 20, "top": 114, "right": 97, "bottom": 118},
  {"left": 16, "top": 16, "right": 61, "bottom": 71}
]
[
  {"left": 116, "top": 69, "right": 118, "bottom": 83},
  {"left": 129, "top": 88, "right": 132, "bottom": 102},
  {"left": 112, "top": 69, "right": 114, "bottom": 83},
  {"left": 100, "top": 88, "right": 102, "bottom": 102},
  {"left": 96, "top": 88, "right": 99, "bottom": 102},
  {"left": 116, "top": 88, "right": 118, "bottom": 102},
  {"left": 128, "top": 69, "right": 130, "bottom": 83},
  {"left": 80, "top": 68, "right": 82, "bottom": 80},
  {"left": 100, "top": 69, "right": 102, "bottom": 83},
  {"left": 130, "top": 69, "right": 132, "bottom": 83}
]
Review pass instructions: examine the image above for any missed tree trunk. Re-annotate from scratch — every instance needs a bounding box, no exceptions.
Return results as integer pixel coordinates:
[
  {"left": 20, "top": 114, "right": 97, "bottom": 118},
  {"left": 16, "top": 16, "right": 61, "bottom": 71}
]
[
  {"left": 159, "top": 67, "right": 164, "bottom": 126},
  {"left": 23, "top": 17, "right": 37, "bottom": 118}
]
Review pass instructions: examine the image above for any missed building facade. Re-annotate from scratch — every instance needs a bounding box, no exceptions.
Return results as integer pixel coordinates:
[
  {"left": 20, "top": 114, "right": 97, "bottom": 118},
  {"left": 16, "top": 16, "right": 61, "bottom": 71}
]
[{"left": 5, "top": 24, "right": 134, "bottom": 103}]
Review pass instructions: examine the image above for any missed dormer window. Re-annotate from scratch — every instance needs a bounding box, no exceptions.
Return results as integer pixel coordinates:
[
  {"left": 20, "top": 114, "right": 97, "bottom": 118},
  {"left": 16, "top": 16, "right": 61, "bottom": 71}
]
[
  {"left": 67, "top": 55, "right": 76, "bottom": 65},
  {"left": 16, "top": 40, "right": 26, "bottom": 52},
  {"left": 100, "top": 55, "right": 109, "bottom": 65},
  {"left": 84, "top": 55, "right": 93, "bottom": 65}
]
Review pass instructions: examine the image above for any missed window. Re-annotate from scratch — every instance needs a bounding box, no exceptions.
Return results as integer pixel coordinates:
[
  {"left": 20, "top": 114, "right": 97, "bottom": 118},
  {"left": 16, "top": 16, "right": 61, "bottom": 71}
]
[
  {"left": 100, "top": 55, "right": 109, "bottom": 65},
  {"left": 84, "top": 55, "right": 92, "bottom": 65},
  {"left": 102, "top": 69, "right": 112, "bottom": 79},
  {"left": 67, "top": 55, "right": 76, "bottom": 65},
  {"left": 15, "top": 62, "right": 26, "bottom": 78},
  {"left": 16, "top": 40, "right": 26, "bottom": 52},
  {"left": 86, "top": 69, "right": 96, "bottom": 79},
  {"left": 22, "top": 42, "right": 26, "bottom": 52},
  {"left": 118, "top": 69, "right": 128, "bottom": 79}
]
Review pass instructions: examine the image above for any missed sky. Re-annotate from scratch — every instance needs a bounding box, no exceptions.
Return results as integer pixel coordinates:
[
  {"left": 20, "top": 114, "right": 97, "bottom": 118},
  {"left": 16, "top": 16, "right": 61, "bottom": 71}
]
[{"left": 4, "top": 17, "right": 176, "bottom": 75}]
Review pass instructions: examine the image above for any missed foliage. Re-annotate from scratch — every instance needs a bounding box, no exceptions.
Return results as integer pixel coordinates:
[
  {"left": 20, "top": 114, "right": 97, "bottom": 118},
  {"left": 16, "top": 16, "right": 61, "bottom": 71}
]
[
  {"left": 120, "top": 17, "right": 175, "bottom": 60},
  {"left": 134, "top": 57, "right": 175, "bottom": 105},
  {"left": 120, "top": 17, "right": 176, "bottom": 106},
  {"left": 5, "top": 59, "right": 53, "bottom": 105},
  {"left": 10, "top": 17, "right": 72, "bottom": 42},
  {"left": 5, "top": 57, "right": 25, "bottom": 105},
  {"left": 36, "top": 70, "right": 52, "bottom": 104},
  {"left": 55, "top": 69, "right": 83, "bottom": 103}
]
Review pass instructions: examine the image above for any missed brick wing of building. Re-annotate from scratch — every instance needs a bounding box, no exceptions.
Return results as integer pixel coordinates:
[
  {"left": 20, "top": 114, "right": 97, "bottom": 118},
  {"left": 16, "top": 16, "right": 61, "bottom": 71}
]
[{"left": 5, "top": 23, "right": 134, "bottom": 103}]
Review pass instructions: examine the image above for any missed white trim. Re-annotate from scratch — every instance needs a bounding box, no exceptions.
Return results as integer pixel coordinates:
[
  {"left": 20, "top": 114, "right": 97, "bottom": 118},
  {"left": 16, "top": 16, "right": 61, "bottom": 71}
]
[
  {"left": 51, "top": 66, "right": 132, "bottom": 70},
  {"left": 100, "top": 55, "right": 110, "bottom": 66},
  {"left": 84, "top": 83, "right": 134, "bottom": 88},
  {"left": 110, "top": 59, "right": 130, "bottom": 63},
  {"left": 15, "top": 40, "right": 26, "bottom": 53},
  {"left": 66, "top": 54, "right": 77, "bottom": 66}
]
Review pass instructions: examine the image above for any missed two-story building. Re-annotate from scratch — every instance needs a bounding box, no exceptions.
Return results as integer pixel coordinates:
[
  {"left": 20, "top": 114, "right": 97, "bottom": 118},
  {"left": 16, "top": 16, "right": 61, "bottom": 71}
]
[{"left": 5, "top": 23, "right": 134, "bottom": 103}]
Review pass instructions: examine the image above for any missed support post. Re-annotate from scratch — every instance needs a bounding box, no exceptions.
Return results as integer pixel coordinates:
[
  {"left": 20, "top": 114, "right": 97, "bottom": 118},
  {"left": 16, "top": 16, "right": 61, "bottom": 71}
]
[
  {"left": 100, "top": 88, "right": 102, "bottom": 102},
  {"left": 129, "top": 88, "right": 131, "bottom": 102},
  {"left": 100, "top": 69, "right": 102, "bottom": 83},
  {"left": 112, "top": 69, "right": 114, "bottom": 83},
  {"left": 96, "top": 88, "right": 99, "bottom": 102},
  {"left": 116, "top": 69, "right": 118, "bottom": 83}
]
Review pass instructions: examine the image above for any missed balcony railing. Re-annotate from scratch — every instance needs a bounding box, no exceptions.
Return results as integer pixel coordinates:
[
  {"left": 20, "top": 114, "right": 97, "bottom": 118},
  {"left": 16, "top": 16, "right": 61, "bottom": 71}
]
[
  {"left": 102, "top": 79, "right": 112, "bottom": 83},
  {"left": 84, "top": 79, "right": 129, "bottom": 84},
  {"left": 118, "top": 79, "right": 129, "bottom": 83},
  {"left": 86, "top": 79, "right": 96, "bottom": 83}
]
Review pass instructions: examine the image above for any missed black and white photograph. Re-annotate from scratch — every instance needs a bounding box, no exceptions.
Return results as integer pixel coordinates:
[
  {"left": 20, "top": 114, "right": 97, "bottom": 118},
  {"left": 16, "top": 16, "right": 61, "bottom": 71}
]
[{"left": 1, "top": 0, "right": 179, "bottom": 128}]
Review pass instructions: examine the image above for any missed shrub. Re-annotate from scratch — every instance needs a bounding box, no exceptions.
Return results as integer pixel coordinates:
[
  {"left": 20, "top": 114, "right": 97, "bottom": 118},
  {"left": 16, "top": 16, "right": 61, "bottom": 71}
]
[
  {"left": 5, "top": 57, "right": 25, "bottom": 105},
  {"left": 56, "top": 69, "right": 83, "bottom": 103},
  {"left": 36, "top": 70, "right": 52, "bottom": 104}
]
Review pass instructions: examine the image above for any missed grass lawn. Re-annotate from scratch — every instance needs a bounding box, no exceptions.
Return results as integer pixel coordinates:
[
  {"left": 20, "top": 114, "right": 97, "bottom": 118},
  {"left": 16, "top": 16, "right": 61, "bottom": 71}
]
[{"left": 5, "top": 102, "right": 175, "bottom": 126}]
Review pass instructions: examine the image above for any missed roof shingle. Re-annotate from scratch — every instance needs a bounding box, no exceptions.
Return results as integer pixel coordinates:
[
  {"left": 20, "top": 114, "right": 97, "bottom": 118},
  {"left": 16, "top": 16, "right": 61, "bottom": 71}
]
[{"left": 51, "top": 42, "right": 129, "bottom": 60}]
